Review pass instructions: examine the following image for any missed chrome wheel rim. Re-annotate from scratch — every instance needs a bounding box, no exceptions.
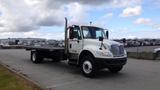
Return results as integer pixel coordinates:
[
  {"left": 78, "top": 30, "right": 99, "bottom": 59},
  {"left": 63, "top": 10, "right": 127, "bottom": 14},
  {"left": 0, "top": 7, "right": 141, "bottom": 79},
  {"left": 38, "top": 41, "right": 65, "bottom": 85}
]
[
  {"left": 83, "top": 60, "right": 92, "bottom": 74},
  {"left": 32, "top": 53, "right": 36, "bottom": 61}
]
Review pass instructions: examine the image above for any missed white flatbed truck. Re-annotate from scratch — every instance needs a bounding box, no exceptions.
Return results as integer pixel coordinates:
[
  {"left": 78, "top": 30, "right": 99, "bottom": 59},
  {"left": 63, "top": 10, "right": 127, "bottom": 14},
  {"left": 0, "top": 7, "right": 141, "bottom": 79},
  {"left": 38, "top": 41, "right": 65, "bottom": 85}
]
[{"left": 25, "top": 18, "right": 127, "bottom": 77}]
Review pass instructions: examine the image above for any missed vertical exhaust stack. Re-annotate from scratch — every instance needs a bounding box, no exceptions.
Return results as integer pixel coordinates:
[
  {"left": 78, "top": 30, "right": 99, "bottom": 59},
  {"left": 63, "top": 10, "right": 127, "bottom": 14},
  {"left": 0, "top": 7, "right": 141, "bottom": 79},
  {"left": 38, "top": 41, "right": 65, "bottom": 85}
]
[{"left": 64, "top": 17, "right": 68, "bottom": 55}]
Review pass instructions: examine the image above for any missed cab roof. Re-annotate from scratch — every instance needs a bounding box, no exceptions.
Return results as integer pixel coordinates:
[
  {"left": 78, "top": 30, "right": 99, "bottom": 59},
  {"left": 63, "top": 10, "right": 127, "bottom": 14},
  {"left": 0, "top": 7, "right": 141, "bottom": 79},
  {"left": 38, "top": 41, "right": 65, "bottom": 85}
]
[{"left": 72, "top": 25, "right": 104, "bottom": 29}]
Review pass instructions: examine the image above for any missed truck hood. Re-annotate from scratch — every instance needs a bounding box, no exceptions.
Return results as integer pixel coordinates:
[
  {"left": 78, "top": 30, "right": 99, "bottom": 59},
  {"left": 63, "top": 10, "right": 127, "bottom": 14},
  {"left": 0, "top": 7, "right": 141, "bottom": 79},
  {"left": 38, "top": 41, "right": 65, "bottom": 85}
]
[{"left": 83, "top": 39, "right": 126, "bottom": 58}]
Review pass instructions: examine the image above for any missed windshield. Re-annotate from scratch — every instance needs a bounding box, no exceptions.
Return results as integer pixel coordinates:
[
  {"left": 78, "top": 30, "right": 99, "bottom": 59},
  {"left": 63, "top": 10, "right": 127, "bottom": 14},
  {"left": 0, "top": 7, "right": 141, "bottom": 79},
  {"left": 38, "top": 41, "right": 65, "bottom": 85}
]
[{"left": 82, "top": 26, "right": 106, "bottom": 39}]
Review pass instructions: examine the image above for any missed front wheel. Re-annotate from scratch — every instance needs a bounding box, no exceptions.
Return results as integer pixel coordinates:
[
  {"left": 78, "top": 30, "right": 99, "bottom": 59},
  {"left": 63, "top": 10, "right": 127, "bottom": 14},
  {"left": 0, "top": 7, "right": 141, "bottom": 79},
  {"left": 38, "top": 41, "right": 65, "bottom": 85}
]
[
  {"left": 108, "top": 66, "right": 123, "bottom": 73},
  {"left": 81, "top": 56, "right": 97, "bottom": 77}
]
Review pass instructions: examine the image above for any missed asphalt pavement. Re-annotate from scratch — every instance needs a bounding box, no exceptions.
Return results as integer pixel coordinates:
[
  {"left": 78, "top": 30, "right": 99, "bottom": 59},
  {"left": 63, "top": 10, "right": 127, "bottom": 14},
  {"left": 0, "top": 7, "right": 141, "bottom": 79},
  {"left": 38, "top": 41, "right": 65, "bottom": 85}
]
[{"left": 0, "top": 49, "right": 160, "bottom": 90}]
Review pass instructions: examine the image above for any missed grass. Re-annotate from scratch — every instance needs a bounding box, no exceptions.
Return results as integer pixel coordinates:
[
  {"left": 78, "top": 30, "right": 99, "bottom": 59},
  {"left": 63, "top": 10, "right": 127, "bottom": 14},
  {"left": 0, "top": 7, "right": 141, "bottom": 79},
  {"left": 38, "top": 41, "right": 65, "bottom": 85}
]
[{"left": 0, "top": 65, "right": 42, "bottom": 90}]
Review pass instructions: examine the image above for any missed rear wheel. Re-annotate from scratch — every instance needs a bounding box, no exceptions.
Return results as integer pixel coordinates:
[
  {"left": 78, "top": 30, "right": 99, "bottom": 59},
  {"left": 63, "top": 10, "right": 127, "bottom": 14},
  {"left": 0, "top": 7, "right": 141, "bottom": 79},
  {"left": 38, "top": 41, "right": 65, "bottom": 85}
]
[
  {"left": 108, "top": 66, "right": 123, "bottom": 73},
  {"left": 31, "top": 51, "right": 43, "bottom": 63},
  {"left": 81, "top": 55, "right": 97, "bottom": 77},
  {"left": 52, "top": 57, "right": 61, "bottom": 62}
]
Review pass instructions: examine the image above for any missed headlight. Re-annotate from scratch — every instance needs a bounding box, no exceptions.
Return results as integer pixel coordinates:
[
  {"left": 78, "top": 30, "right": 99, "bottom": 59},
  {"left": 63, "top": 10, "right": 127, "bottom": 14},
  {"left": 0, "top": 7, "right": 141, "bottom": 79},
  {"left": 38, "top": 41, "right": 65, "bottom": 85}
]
[
  {"left": 102, "top": 51, "right": 113, "bottom": 57},
  {"left": 96, "top": 50, "right": 113, "bottom": 57}
]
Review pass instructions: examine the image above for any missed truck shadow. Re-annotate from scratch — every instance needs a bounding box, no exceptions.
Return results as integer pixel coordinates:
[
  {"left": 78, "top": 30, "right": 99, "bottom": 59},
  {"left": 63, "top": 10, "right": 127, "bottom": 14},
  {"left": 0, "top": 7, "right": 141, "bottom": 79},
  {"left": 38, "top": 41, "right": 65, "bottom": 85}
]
[
  {"left": 37, "top": 60, "right": 128, "bottom": 79},
  {"left": 94, "top": 69, "right": 127, "bottom": 79}
]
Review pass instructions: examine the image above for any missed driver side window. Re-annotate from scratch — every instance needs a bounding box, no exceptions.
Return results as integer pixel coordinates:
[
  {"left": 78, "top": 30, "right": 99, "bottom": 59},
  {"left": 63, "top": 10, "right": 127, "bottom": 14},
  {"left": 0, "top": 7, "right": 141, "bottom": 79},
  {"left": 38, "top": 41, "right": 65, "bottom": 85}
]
[
  {"left": 83, "top": 27, "right": 91, "bottom": 39},
  {"left": 70, "top": 26, "right": 81, "bottom": 39}
]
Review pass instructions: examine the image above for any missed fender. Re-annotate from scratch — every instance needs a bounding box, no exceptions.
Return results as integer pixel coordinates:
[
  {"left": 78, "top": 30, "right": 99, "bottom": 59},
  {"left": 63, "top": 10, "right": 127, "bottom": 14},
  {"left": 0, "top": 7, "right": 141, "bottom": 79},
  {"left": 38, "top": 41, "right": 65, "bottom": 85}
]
[{"left": 77, "top": 44, "right": 100, "bottom": 65}]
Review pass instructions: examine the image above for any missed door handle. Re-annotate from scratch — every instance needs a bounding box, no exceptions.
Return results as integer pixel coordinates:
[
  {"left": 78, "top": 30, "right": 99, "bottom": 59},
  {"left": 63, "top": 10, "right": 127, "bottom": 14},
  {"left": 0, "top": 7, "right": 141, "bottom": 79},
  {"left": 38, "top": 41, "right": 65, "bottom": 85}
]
[
  {"left": 70, "top": 44, "right": 72, "bottom": 48},
  {"left": 77, "top": 40, "right": 79, "bottom": 43}
]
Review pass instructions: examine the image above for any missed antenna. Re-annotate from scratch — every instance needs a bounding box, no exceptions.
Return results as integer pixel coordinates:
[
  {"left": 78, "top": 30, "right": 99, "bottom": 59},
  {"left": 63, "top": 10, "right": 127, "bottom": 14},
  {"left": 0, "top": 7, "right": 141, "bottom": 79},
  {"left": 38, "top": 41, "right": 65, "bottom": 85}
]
[{"left": 90, "top": 21, "right": 92, "bottom": 26}]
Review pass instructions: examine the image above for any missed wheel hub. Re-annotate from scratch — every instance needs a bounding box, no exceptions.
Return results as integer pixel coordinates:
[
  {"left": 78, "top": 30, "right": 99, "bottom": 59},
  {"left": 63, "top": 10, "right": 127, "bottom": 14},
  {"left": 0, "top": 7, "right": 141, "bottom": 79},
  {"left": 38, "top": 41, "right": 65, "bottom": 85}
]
[
  {"left": 83, "top": 60, "right": 92, "bottom": 74},
  {"left": 32, "top": 53, "right": 36, "bottom": 61}
]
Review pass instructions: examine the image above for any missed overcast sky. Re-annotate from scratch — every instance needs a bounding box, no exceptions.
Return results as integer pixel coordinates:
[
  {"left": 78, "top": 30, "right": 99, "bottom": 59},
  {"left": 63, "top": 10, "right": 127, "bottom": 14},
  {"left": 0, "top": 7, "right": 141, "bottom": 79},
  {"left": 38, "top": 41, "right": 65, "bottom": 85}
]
[{"left": 0, "top": 0, "right": 160, "bottom": 39}]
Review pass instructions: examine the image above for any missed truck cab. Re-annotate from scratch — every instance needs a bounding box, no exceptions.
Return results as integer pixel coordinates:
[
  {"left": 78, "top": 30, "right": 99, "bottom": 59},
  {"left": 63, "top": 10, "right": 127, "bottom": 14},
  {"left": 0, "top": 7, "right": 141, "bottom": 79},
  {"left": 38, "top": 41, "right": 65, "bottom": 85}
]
[{"left": 67, "top": 25, "right": 127, "bottom": 77}]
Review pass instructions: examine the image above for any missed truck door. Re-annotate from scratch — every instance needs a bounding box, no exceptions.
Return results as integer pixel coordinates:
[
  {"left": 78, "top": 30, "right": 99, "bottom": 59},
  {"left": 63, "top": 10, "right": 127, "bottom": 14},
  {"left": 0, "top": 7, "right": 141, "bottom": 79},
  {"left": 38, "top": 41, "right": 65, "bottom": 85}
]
[{"left": 69, "top": 26, "right": 83, "bottom": 59}]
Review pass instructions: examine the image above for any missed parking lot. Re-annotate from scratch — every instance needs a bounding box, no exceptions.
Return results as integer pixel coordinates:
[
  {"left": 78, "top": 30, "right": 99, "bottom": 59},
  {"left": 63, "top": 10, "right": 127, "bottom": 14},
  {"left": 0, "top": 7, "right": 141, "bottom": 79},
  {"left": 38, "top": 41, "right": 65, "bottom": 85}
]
[
  {"left": 0, "top": 49, "right": 160, "bottom": 90},
  {"left": 125, "top": 46, "right": 160, "bottom": 52}
]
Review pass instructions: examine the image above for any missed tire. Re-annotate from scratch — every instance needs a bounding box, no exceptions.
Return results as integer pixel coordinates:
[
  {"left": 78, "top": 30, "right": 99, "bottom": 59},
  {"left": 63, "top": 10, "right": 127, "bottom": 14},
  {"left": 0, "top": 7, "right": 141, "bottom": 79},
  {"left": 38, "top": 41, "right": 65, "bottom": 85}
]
[
  {"left": 52, "top": 58, "right": 61, "bottom": 62},
  {"left": 155, "top": 52, "right": 160, "bottom": 60},
  {"left": 108, "top": 66, "right": 123, "bottom": 73},
  {"left": 81, "top": 55, "right": 97, "bottom": 77},
  {"left": 31, "top": 51, "right": 43, "bottom": 63}
]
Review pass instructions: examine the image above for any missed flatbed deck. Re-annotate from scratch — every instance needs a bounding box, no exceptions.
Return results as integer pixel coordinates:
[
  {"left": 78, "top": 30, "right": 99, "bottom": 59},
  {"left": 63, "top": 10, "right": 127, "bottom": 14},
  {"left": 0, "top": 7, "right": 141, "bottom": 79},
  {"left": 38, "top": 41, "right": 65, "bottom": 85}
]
[{"left": 25, "top": 46, "right": 64, "bottom": 51}]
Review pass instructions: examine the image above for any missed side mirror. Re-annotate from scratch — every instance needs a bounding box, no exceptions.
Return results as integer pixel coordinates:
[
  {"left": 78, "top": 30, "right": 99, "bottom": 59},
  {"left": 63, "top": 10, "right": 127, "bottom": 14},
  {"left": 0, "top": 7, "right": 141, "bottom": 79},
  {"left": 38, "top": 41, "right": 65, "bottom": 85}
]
[
  {"left": 99, "top": 37, "right": 104, "bottom": 41},
  {"left": 106, "top": 31, "right": 109, "bottom": 39}
]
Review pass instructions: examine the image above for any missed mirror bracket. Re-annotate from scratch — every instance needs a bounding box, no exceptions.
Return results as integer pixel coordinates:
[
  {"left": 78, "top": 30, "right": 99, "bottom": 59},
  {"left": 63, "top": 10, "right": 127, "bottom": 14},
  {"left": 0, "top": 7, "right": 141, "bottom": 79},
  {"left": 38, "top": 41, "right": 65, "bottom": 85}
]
[{"left": 99, "top": 37, "right": 104, "bottom": 41}]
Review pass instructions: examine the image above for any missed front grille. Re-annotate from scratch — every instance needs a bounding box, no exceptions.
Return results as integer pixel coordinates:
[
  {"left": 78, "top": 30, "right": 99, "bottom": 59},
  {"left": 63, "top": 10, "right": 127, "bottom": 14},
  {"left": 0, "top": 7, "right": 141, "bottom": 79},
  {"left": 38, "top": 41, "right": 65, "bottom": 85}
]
[{"left": 111, "top": 45, "right": 124, "bottom": 57}]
